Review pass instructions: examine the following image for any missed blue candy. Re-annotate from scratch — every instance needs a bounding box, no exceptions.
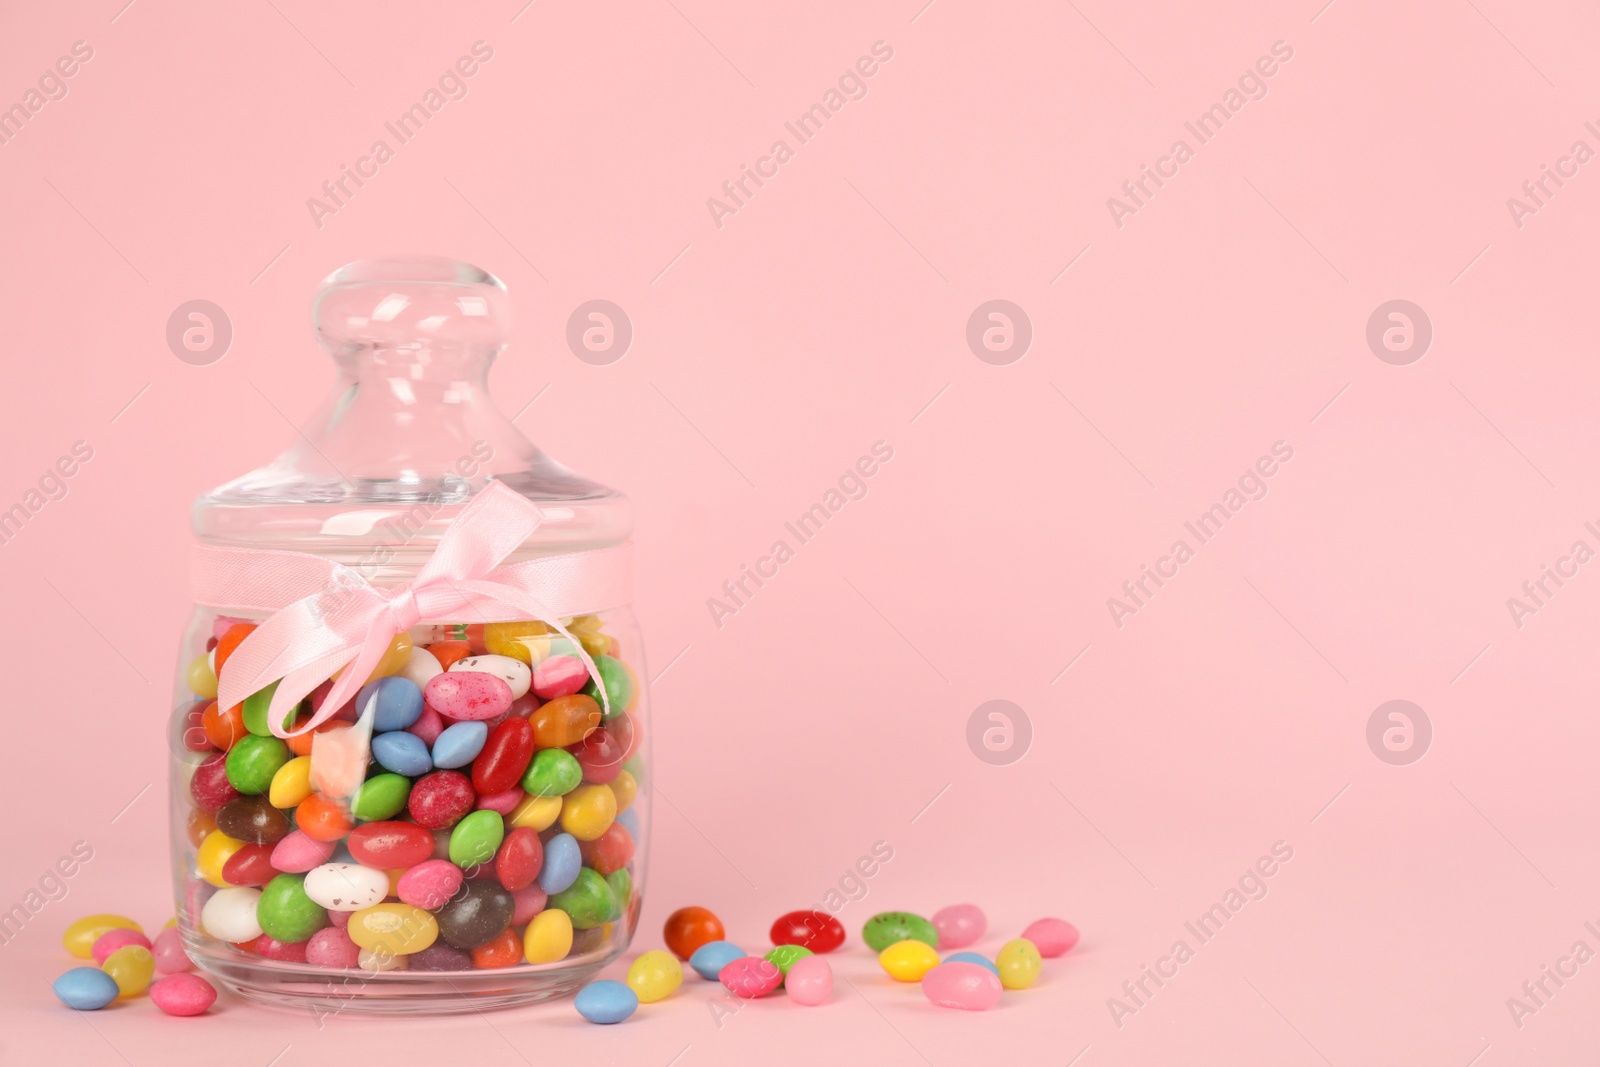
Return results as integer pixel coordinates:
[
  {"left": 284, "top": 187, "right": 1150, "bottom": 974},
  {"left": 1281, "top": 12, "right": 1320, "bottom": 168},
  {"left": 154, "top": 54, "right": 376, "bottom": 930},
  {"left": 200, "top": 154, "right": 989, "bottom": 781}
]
[
  {"left": 53, "top": 967, "right": 120, "bottom": 1010},
  {"left": 615, "top": 807, "right": 641, "bottom": 839},
  {"left": 370, "top": 730, "right": 432, "bottom": 776},
  {"left": 431, "top": 721, "right": 489, "bottom": 769},
  {"left": 574, "top": 979, "right": 638, "bottom": 1024},
  {"left": 689, "top": 940, "right": 746, "bottom": 981},
  {"left": 538, "top": 832, "right": 581, "bottom": 894},
  {"left": 358, "top": 676, "right": 424, "bottom": 732},
  {"left": 944, "top": 951, "right": 1000, "bottom": 977}
]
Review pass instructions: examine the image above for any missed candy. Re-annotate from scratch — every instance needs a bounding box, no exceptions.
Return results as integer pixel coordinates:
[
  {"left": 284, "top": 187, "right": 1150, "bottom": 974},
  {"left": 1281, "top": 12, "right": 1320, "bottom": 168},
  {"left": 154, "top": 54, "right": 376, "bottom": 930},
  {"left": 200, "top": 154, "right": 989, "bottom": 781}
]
[
  {"left": 764, "top": 944, "right": 813, "bottom": 976},
  {"left": 785, "top": 955, "right": 833, "bottom": 1005},
  {"left": 996, "top": 938, "right": 1042, "bottom": 990},
  {"left": 399, "top": 646, "right": 444, "bottom": 690},
  {"left": 152, "top": 926, "right": 193, "bottom": 974},
  {"left": 306, "top": 927, "right": 361, "bottom": 968},
  {"left": 406, "top": 705, "right": 446, "bottom": 747},
  {"left": 351, "top": 773, "right": 412, "bottom": 821},
  {"left": 537, "top": 833, "right": 581, "bottom": 894},
  {"left": 370, "top": 730, "right": 432, "bottom": 776},
  {"left": 397, "top": 859, "right": 465, "bottom": 910},
  {"left": 719, "top": 957, "right": 782, "bottom": 998},
  {"left": 608, "top": 768, "right": 639, "bottom": 813},
  {"left": 879, "top": 940, "right": 940, "bottom": 982},
  {"left": 220, "top": 843, "right": 276, "bottom": 886},
  {"left": 523, "top": 908, "right": 574, "bottom": 963},
  {"left": 201, "top": 701, "right": 246, "bottom": 752},
  {"left": 294, "top": 793, "right": 354, "bottom": 842},
  {"left": 186, "top": 653, "right": 220, "bottom": 699},
  {"left": 103, "top": 945, "right": 156, "bottom": 997},
  {"left": 578, "top": 822, "right": 633, "bottom": 875},
  {"left": 575, "top": 979, "right": 638, "bottom": 1023},
  {"left": 256, "top": 935, "right": 310, "bottom": 962},
  {"left": 450, "top": 654, "right": 532, "bottom": 699},
  {"left": 559, "top": 783, "right": 617, "bottom": 841},
  {"left": 409, "top": 942, "right": 474, "bottom": 971},
  {"left": 570, "top": 727, "right": 624, "bottom": 784},
  {"left": 932, "top": 904, "right": 986, "bottom": 949},
  {"left": 431, "top": 721, "right": 489, "bottom": 769},
  {"left": 437, "top": 880, "right": 515, "bottom": 949},
  {"left": 689, "top": 940, "right": 745, "bottom": 980},
  {"left": 582, "top": 654, "right": 633, "bottom": 718},
  {"left": 426, "top": 640, "right": 475, "bottom": 671},
  {"left": 531, "top": 694, "right": 601, "bottom": 747},
  {"left": 922, "top": 961, "right": 1003, "bottom": 1010},
  {"left": 201, "top": 887, "right": 263, "bottom": 943},
  {"left": 347, "top": 904, "right": 438, "bottom": 956},
  {"left": 53, "top": 967, "right": 120, "bottom": 1010},
  {"left": 1021, "top": 917, "right": 1079, "bottom": 957},
  {"left": 197, "top": 830, "right": 246, "bottom": 887},
  {"left": 270, "top": 830, "right": 336, "bottom": 873},
  {"left": 425, "top": 671, "right": 513, "bottom": 722},
  {"left": 149, "top": 973, "right": 217, "bottom": 1016},
  {"left": 472, "top": 718, "right": 534, "bottom": 794},
  {"left": 216, "top": 795, "right": 290, "bottom": 844},
  {"left": 268, "top": 756, "right": 313, "bottom": 808},
  {"left": 213, "top": 622, "right": 256, "bottom": 675},
  {"left": 190, "top": 753, "right": 239, "bottom": 813},
  {"left": 862, "top": 912, "right": 938, "bottom": 952},
  {"left": 547, "top": 868, "right": 616, "bottom": 929},
  {"left": 359, "top": 947, "right": 408, "bottom": 971},
  {"left": 242, "top": 682, "right": 300, "bottom": 736},
  {"left": 367, "top": 632, "right": 414, "bottom": 680},
  {"left": 408, "top": 770, "right": 477, "bottom": 829},
  {"left": 494, "top": 827, "right": 543, "bottom": 891},
  {"left": 225, "top": 735, "right": 291, "bottom": 795},
  {"left": 664, "top": 906, "right": 724, "bottom": 960},
  {"left": 358, "top": 676, "right": 425, "bottom": 732},
  {"left": 349, "top": 821, "right": 435, "bottom": 869},
  {"left": 944, "top": 951, "right": 1000, "bottom": 977},
  {"left": 471, "top": 928, "right": 524, "bottom": 968},
  {"left": 508, "top": 793, "right": 563, "bottom": 832},
  {"left": 510, "top": 884, "right": 548, "bottom": 925},
  {"left": 448, "top": 810, "right": 505, "bottom": 868},
  {"left": 304, "top": 863, "right": 390, "bottom": 911},
  {"left": 605, "top": 869, "right": 632, "bottom": 920},
  {"left": 476, "top": 787, "right": 523, "bottom": 814},
  {"left": 521, "top": 748, "right": 582, "bottom": 797},
  {"left": 483, "top": 621, "right": 550, "bottom": 664},
  {"left": 258, "top": 874, "right": 329, "bottom": 942},
  {"left": 626, "top": 950, "right": 683, "bottom": 1002},
  {"left": 532, "top": 655, "right": 588, "bottom": 700},
  {"left": 770, "top": 909, "right": 846, "bottom": 954},
  {"left": 90, "top": 928, "right": 152, "bottom": 964}
]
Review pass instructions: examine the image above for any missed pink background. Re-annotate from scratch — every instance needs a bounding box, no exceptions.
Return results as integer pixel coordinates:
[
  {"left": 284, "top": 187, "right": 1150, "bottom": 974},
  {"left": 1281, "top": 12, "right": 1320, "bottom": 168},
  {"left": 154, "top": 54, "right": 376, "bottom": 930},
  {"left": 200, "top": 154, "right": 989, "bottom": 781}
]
[{"left": 3, "top": 0, "right": 1598, "bottom": 1062}]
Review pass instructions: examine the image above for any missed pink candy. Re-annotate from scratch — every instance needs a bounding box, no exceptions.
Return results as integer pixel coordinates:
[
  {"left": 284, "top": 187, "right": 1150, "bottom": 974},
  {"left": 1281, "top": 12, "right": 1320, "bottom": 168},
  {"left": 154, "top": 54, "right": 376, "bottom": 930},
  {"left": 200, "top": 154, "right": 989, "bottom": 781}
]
[
  {"left": 270, "top": 831, "right": 336, "bottom": 873},
  {"left": 922, "top": 962, "right": 1003, "bottom": 1011},
  {"left": 784, "top": 955, "right": 833, "bottom": 1006},
  {"left": 150, "top": 973, "right": 217, "bottom": 1017},
  {"left": 406, "top": 705, "right": 446, "bottom": 747},
  {"left": 397, "top": 859, "right": 465, "bottom": 910},
  {"left": 532, "top": 655, "right": 588, "bottom": 699},
  {"left": 256, "top": 935, "right": 309, "bottom": 962},
  {"left": 425, "top": 671, "right": 513, "bottom": 721},
  {"left": 475, "top": 787, "right": 524, "bottom": 814},
  {"left": 1021, "top": 917, "right": 1079, "bottom": 958},
  {"left": 91, "top": 928, "right": 152, "bottom": 963},
  {"left": 306, "top": 927, "right": 361, "bottom": 969},
  {"left": 511, "top": 884, "right": 548, "bottom": 925},
  {"left": 932, "top": 904, "right": 986, "bottom": 949},
  {"left": 152, "top": 926, "right": 193, "bottom": 974},
  {"left": 719, "top": 957, "right": 782, "bottom": 999}
]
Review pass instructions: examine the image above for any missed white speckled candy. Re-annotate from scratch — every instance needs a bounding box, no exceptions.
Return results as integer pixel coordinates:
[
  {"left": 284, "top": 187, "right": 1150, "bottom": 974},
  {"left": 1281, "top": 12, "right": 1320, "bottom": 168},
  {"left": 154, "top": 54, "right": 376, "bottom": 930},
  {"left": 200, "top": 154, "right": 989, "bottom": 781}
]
[
  {"left": 400, "top": 646, "right": 444, "bottom": 689},
  {"left": 304, "top": 863, "right": 390, "bottom": 911},
  {"left": 200, "top": 888, "right": 263, "bottom": 943},
  {"left": 450, "top": 655, "right": 532, "bottom": 700}
]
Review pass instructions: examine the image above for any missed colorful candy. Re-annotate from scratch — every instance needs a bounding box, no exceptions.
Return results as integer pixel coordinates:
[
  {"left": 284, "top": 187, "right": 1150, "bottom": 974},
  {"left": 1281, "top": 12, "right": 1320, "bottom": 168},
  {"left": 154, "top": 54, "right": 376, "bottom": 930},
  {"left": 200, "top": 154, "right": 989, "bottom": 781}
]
[
  {"left": 304, "top": 863, "right": 390, "bottom": 911},
  {"left": 932, "top": 904, "right": 986, "bottom": 949},
  {"left": 879, "top": 940, "right": 940, "bottom": 982},
  {"left": 664, "top": 906, "right": 724, "bottom": 960},
  {"left": 257, "top": 874, "right": 329, "bottom": 942},
  {"left": 103, "top": 944, "right": 156, "bottom": 997},
  {"left": 575, "top": 979, "right": 638, "bottom": 1023},
  {"left": 559, "top": 783, "right": 617, "bottom": 841},
  {"left": 770, "top": 909, "right": 846, "bottom": 953},
  {"left": 201, "top": 887, "right": 264, "bottom": 943},
  {"left": 431, "top": 721, "right": 489, "bottom": 769},
  {"left": 437, "top": 881, "right": 515, "bottom": 949},
  {"left": 547, "top": 869, "right": 616, "bottom": 929},
  {"left": 425, "top": 670, "right": 513, "bottom": 722},
  {"left": 922, "top": 961, "right": 1003, "bottom": 1010},
  {"left": 90, "top": 928, "right": 152, "bottom": 963},
  {"left": 784, "top": 955, "right": 833, "bottom": 1005},
  {"left": 521, "top": 748, "right": 582, "bottom": 796},
  {"left": 451, "top": 655, "right": 532, "bottom": 699},
  {"left": 53, "top": 967, "right": 120, "bottom": 1010},
  {"left": 471, "top": 718, "right": 534, "bottom": 794},
  {"left": 149, "top": 973, "right": 217, "bottom": 1016},
  {"left": 944, "top": 951, "right": 1000, "bottom": 977},
  {"left": 719, "top": 957, "right": 782, "bottom": 998},
  {"left": 538, "top": 833, "right": 581, "bottom": 894},
  {"left": 689, "top": 940, "right": 745, "bottom": 980},
  {"left": 764, "top": 944, "right": 813, "bottom": 976},
  {"left": 448, "top": 809, "right": 505, "bottom": 868},
  {"left": 397, "top": 859, "right": 465, "bottom": 910},
  {"left": 1021, "top": 917, "right": 1079, "bottom": 957},
  {"left": 523, "top": 908, "right": 574, "bottom": 963},
  {"left": 346, "top": 903, "right": 438, "bottom": 956},
  {"left": 152, "top": 926, "right": 193, "bottom": 973},
  {"left": 996, "top": 938, "right": 1042, "bottom": 990},
  {"left": 862, "top": 911, "right": 938, "bottom": 952},
  {"left": 626, "top": 949, "right": 683, "bottom": 1003},
  {"left": 63, "top": 914, "right": 143, "bottom": 959}
]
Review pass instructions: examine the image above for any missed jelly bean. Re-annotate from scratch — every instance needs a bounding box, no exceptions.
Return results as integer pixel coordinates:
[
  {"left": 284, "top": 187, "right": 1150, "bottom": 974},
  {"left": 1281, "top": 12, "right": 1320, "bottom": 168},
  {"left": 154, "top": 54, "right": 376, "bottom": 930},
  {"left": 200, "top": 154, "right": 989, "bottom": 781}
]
[
  {"left": 304, "top": 863, "right": 390, "bottom": 911},
  {"left": 399, "top": 645, "right": 444, "bottom": 690},
  {"left": 201, "top": 887, "right": 263, "bottom": 943},
  {"left": 398, "top": 859, "right": 465, "bottom": 910},
  {"left": 509, "top": 793, "right": 563, "bottom": 832},
  {"left": 358, "top": 675, "right": 425, "bottom": 732},
  {"left": 286, "top": 718, "right": 349, "bottom": 758},
  {"left": 559, "top": 783, "right": 617, "bottom": 841},
  {"left": 181, "top": 701, "right": 212, "bottom": 753},
  {"left": 764, "top": 944, "right": 812, "bottom": 977},
  {"left": 508, "top": 692, "right": 541, "bottom": 720},
  {"left": 220, "top": 842, "right": 278, "bottom": 887},
  {"left": 186, "top": 653, "right": 219, "bottom": 699},
  {"left": 197, "top": 830, "right": 246, "bottom": 887},
  {"left": 426, "top": 641, "right": 475, "bottom": 671},
  {"left": 406, "top": 705, "right": 446, "bottom": 747},
  {"left": 302, "top": 926, "right": 358, "bottom": 968},
  {"left": 89, "top": 928, "right": 151, "bottom": 965},
  {"left": 256, "top": 935, "right": 310, "bottom": 962},
  {"left": 451, "top": 654, "right": 532, "bottom": 700},
  {"left": 719, "top": 957, "right": 782, "bottom": 999},
  {"left": 472, "top": 928, "right": 524, "bottom": 968},
  {"left": 531, "top": 694, "right": 601, "bottom": 748},
  {"left": 932, "top": 904, "right": 986, "bottom": 950},
  {"left": 570, "top": 726, "right": 624, "bottom": 784},
  {"left": 53, "top": 966, "right": 120, "bottom": 1010},
  {"left": 363, "top": 632, "right": 413, "bottom": 682},
  {"left": 271, "top": 830, "right": 336, "bottom": 873},
  {"left": 483, "top": 621, "right": 551, "bottom": 664},
  {"left": 152, "top": 926, "right": 193, "bottom": 974},
  {"left": 243, "top": 682, "right": 302, "bottom": 737},
  {"left": 404, "top": 769, "right": 475, "bottom": 830},
  {"left": 409, "top": 941, "right": 474, "bottom": 971},
  {"left": 473, "top": 718, "right": 535, "bottom": 795},
  {"left": 150, "top": 973, "right": 217, "bottom": 1016},
  {"left": 350, "top": 822, "right": 436, "bottom": 869},
  {"left": 770, "top": 909, "right": 846, "bottom": 954},
  {"left": 607, "top": 710, "right": 641, "bottom": 764},
  {"left": 523, "top": 907, "right": 574, "bottom": 963},
  {"left": 1021, "top": 917, "right": 1079, "bottom": 957},
  {"left": 944, "top": 951, "right": 1000, "bottom": 977},
  {"left": 225, "top": 735, "right": 292, "bottom": 795},
  {"left": 328, "top": 908, "right": 352, "bottom": 928},
  {"left": 786, "top": 955, "right": 833, "bottom": 1005},
  {"left": 923, "top": 961, "right": 1003, "bottom": 1010},
  {"left": 437, "top": 880, "right": 515, "bottom": 949},
  {"left": 880, "top": 940, "right": 940, "bottom": 982},
  {"left": 521, "top": 748, "right": 582, "bottom": 797},
  {"left": 425, "top": 670, "right": 513, "bottom": 722},
  {"left": 608, "top": 768, "right": 639, "bottom": 813},
  {"left": 258, "top": 873, "right": 329, "bottom": 943},
  {"left": 431, "top": 720, "right": 488, "bottom": 769},
  {"left": 625, "top": 949, "right": 682, "bottom": 1003},
  {"left": 664, "top": 906, "right": 725, "bottom": 960},
  {"left": 605, "top": 869, "right": 631, "bottom": 920},
  {"left": 548, "top": 868, "right": 616, "bottom": 929},
  {"left": 531, "top": 655, "right": 587, "bottom": 700},
  {"left": 996, "top": 938, "right": 1042, "bottom": 990},
  {"left": 862, "top": 911, "right": 938, "bottom": 952},
  {"left": 187, "top": 809, "right": 217, "bottom": 847},
  {"left": 268, "top": 756, "right": 313, "bottom": 809},
  {"left": 350, "top": 773, "right": 411, "bottom": 823},
  {"left": 370, "top": 730, "right": 432, "bottom": 776},
  {"left": 213, "top": 622, "right": 256, "bottom": 675},
  {"left": 578, "top": 654, "right": 631, "bottom": 718},
  {"left": 689, "top": 940, "right": 745, "bottom": 981},
  {"left": 217, "top": 795, "right": 290, "bottom": 844},
  {"left": 495, "top": 827, "right": 543, "bottom": 891},
  {"left": 575, "top": 979, "right": 638, "bottom": 1024},
  {"left": 359, "top": 947, "right": 408, "bottom": 971},
  {"left": 347, "top": 903, "right": 438, "bottom": 956},
  {"left": 448, "top": 810, "right": 505, "bottom": 868},
  {"left": 295, "top": 793, "right": 354, "bottom": 842},
  {"left": 578, "top": 822, "right": 633, "bottom": 875},
  {"left": 476, "top": 787, "right": 523, "bottom": 814},
  {"left": 537, "top": 833, "right": 581, "bottom": 894},
  {"left": 189, "top": 753, "right": 239, "bottom": 813},
  {"left": 511, "top": 884, "right": 548, "bottom": 925}
]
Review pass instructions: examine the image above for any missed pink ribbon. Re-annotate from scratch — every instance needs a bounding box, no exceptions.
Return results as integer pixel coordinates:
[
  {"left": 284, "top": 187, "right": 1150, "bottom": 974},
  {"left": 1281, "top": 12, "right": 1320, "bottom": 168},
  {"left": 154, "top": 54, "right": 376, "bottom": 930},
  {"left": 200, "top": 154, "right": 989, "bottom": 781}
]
[{"left": 192, "top": 481, "right": 632, "bottom": 738}]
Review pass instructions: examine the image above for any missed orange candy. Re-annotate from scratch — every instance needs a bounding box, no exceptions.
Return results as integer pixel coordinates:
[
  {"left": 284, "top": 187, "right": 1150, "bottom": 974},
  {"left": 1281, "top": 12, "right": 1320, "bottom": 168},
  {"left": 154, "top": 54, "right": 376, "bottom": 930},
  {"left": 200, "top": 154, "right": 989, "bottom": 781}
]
[
  {"left": 186, "top": 809, "right": 217, "bottom": 848},
  {"left": 471, "top": 928, "right": 523, "bottom": 969},
  {"left": 287, "top": 719, "right": 350, "bottom": 758},
  {"left": 201, "top": 701, "right": 247, "bottom": 751},
  {"left": 426, "top": 642, "right": 474, "bottom": 672},
  {"left": 663, "top": 906, "right": 725, "bottom": 961},
  {"left": 213, "top": 623, "right": 257, "bottom": 676},
  {"left": 531, "top": 695, "right": 602, "bottom": 748},
  {"left": 295, "top": 793, "right": 354, "bottom": 842}
]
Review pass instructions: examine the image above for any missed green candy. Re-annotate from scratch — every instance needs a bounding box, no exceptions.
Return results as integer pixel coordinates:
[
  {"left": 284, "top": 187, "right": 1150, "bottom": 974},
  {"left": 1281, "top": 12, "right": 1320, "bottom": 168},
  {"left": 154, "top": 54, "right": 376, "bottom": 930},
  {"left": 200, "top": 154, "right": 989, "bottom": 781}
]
[
  {"left": 581, "top": 655, "right": 633, "bottom": 719},
  {"left": 604, "top": 868, "right": 632, "bottom": 921},
  {"left": 225, "top": 735, "right": 291, "bottom": 795},
  {"left": 765, "top": 944, "right": 813, "bottom": 976},
  {"left": 449, "top": 810, "right": 505, "bottom": 868},
  {"left": 241, "top": 682, "right": 301, "bottom": 737},
  {"left": 862, "top": 912, "right": 938, "bottom": 953},
  {"left": 549, "top": 868, "right": 616, "bottom": 929},
  {"left": 521, "top": 749, "right": 583, "bottom": 797},
  {"left": 256, "top": 874, "right": 328, "bottom": 943},
  {"left": 351, "top": 774, "right": 411, "bottom": 821}
]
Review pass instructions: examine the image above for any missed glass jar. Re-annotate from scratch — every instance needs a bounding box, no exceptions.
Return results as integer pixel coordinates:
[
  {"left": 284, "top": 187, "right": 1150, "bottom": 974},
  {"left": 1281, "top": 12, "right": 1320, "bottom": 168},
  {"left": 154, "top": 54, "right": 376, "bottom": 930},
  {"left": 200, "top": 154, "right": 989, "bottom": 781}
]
[{"left": 168, "top": 257, "right": 646, "bottom": 1014}]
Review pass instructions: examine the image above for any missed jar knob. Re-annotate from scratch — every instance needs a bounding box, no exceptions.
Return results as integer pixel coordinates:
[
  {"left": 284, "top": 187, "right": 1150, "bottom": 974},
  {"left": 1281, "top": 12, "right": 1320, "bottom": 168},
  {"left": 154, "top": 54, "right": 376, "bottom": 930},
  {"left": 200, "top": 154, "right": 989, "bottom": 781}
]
[{"left": 312, "top": 256, "right": 511, "bottom": 355}]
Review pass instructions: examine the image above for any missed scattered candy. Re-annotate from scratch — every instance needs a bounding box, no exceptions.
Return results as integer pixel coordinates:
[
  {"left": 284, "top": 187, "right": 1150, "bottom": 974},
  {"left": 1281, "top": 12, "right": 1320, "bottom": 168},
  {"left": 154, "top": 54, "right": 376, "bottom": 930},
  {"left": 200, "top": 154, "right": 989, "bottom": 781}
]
[
  {"left": 64, "top": 914, "right": 143, "bottom": 959},
  {"left": 91, "top": 928, "right": 152, "bottom": 964},
  {"left": 770, "top": 909, "right": 846, "bottom": 954},
  {"left": 764, "top": 944, "right": 813, "bottom": 977},
  {"left": 53, "top": 967, "right": 120, "bottom": 1010},
  {"left": 784, "top": 954, "right": 833, "bottom": 1005},
  {"left": 719, "top": 957, "right": 782, "bottom": 999},
  {"left": 996, "top": 938, "right": 1042, "bottom": 990},
  {"left": 879, "top": 939, "right": 940, "bottom": 982},
  {"left": 575, "top": 979, "right": 638, "bottom": 1023},
  {"left": 932, "top": 904, "right": 986, "bottom": 949},
  {"left": 152, "top": 926, "right": 193, "bottom": 974},
  {"left": 149, "top": 973, "right": 217, "bottom": 1016},
  {"left": 626, "top": 950, "right": 683, "bottom": 1003},
  {"left": 689, "top": 940, "right": 745, "bottom": 980},
  {"left": 664, "top": 906, "right": 725, "bottom": 960},
  {"left": 922, "top": 961, "right": 1003, "bottom": 1011},
  {"left": 102, "top": 945, "right": 156, "bottom": 997},
  {"left": 862, "top": 911, "right": 938, "bottom": 953},
  {"left": 1021, "top": 917, "right": 1079, "bottom": 957},
  {"left": 944, "top": 951, "right": 1000, "bottom": 977}
]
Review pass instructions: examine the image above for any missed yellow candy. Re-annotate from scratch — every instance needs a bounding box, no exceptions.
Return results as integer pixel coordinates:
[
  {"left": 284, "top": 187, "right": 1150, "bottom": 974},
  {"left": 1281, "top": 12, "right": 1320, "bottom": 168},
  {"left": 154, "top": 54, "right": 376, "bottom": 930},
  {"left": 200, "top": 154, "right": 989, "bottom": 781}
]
[
  {"left": 996, "top": 938, "right": 1042, "bottom": 990},
  {"left": 568, "top": 614, "right": 605, "bottom": 634},
  {"left": 186, "top": 653, "right": 218, "bottom": 699},
  {"left": 103, "top": 945, "right": 155, "bottom": 998},
  {"left": 485, "top": 621, "right": 552, "bottom": 664},
  {"left": 879, "top": 940, "right": 940, "bottom": 982},
  {"left": 524, "top": 908, "right": 573, "bottom": 964},
  {"left": 268, "top": 756, "right": 313, "bottom": 809},
  {"left": 509, "top": 793, "right": 563, "bottom": 832},
  {"left": 626, "top": 949, "right": 683, "bottom": 1003},
  {"left": 63, "top": 914, "right": 143, "bottom": 959},
  {"left": 577, "top": 630, "right": 609, "bottom": 658},
  {"left": 559, "top": 783, "right": 617, "bottom": 841},
  {"left": 196, "top": 830, "right": 246, "bottom": 888},
  {"left": 347, "top": 904, "right": 438, "bottom": 956},
  {"left": 163, "top": 917, "right": 177, "bottom": 930},
  {"left": 370, "top": 632, "right": 413, "bottom": 680},
  {"left": 607, "top": 769, "right": 638, "bottom": 814}
]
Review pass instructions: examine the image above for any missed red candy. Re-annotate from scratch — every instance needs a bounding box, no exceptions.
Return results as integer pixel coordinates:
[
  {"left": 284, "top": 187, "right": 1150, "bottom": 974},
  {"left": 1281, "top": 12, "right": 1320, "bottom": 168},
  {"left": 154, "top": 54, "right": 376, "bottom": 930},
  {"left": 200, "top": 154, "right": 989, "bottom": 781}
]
[
  {"left": 347, "top": 822, "right": 434, "bottom": 868},
  {"left": 189, "top": 753, "right": 239, "bottom": 813},
  {"left": 569, "top": 727, "right": 624, "bottom": 784},
  {"left": 578, "top": 823, "right": 634, "bottom": 876},
  {"left": 664, "top": 906, "right": 724, "bottom": 960},
  {"left": 472, "top": 718, "right": 534, "bottom": 795},
  {"left": 220, "top": 843, "right": 279, "bottom": 887},
  {"left": 256, "top": 935, "right": 309, "bottom": 962},
  {"left": 770, "top": 909, "right": 846, "bottom": 953},
  {"left": 408, "top": 771, "right": 476, "bottom": 830},
  {"left": 494, "top": 828, "right": 544, "bottom": 891}
]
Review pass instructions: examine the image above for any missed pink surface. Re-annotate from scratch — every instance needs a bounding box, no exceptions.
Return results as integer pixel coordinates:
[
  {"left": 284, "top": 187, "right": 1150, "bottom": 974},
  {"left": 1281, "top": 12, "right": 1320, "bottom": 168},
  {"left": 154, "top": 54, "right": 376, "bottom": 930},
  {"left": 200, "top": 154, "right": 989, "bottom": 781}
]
[{"left": 1, "top": 0, "right": 1597, "bottom": 1062}]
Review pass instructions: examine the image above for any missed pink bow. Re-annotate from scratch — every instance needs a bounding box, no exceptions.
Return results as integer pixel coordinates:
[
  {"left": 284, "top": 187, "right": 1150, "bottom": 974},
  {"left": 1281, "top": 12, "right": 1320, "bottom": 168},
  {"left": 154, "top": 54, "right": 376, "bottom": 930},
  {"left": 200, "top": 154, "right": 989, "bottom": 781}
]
[{"left": 193, "top": 481, "right": 632, "bottom": 738}]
